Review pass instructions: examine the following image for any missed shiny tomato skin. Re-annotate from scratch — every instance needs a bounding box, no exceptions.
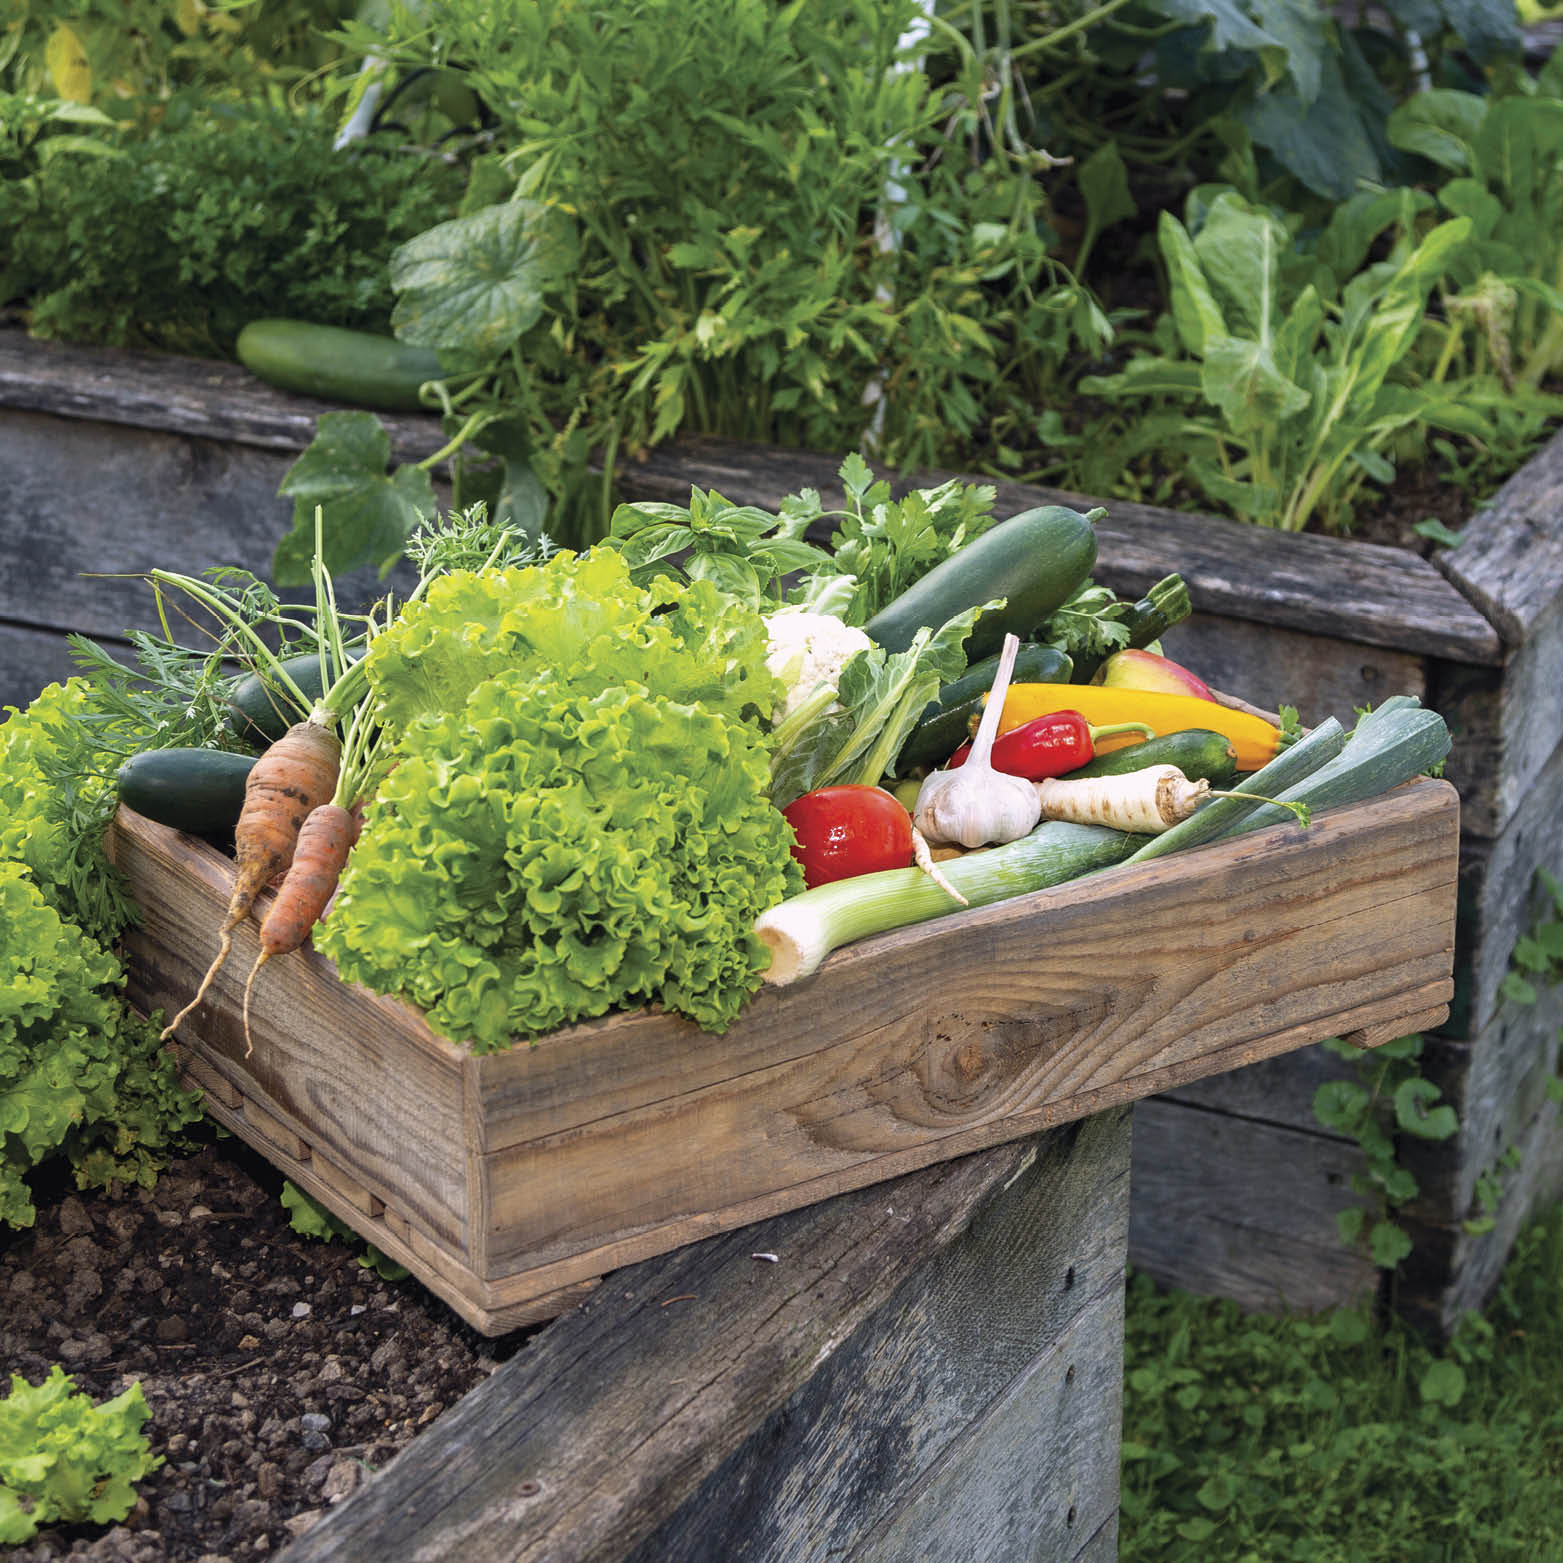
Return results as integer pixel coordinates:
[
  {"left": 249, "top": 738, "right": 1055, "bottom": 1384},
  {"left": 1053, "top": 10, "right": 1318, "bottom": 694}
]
[{"left": 781, "top": 785, "right": 915, "bottom": 889}]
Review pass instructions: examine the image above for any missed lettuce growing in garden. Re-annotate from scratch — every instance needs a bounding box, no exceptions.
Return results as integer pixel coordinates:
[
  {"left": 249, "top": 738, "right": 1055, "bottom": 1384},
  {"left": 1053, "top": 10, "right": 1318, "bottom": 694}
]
[
  {"left": 0, "top": 1367, "right": 159, "bottom": 1544},
  {"left": 316, "top": 670, "right": 801, "bottom": 1048}
]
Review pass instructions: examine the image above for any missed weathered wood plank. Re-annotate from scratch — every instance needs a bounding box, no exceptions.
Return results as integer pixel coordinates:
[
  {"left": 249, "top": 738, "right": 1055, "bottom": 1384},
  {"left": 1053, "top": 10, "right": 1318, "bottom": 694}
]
[
  {"left": 1398, "top": 1093, "right": 1563, "bottom": 1339},
  {"left": 618, "top": 436, "right": 1504, "bottom": 666},
  {"left": 1432, "top": 610, "right": 1563, "bottom": 842},
  {"left": 0, "top": 327, "right": 441, "bottom": 459},
  {"left": 1444, "top": 732, "right": 1563, "bottom": 1035},
  {"left": 279, "top": 1126, "right": 1123, "bottom": 1563},
  {"left": 1160, "top": 611, "right": 1427, "bottom": 734},
  {"left": 1, "top": 620, "right": 128, "bottom": 709},
  {"left": 1151, "top": 1042, "right": 1364, "bottom": 1137},
  {"left": 1128, "top": 1099, "right": 1380, "bottom": 1311},
  {"left": 0, "top": 402, "right": 424, "bottom": 707},
  {"left": 624, "top": 1110, "right": 1128, "bottom": 1563},
  {"left": 1439, "top": 423, "right": 1563, "bottom": 648},
  {"left": 1405, "top": 981, "right": 1563, "bottom": 1222}
]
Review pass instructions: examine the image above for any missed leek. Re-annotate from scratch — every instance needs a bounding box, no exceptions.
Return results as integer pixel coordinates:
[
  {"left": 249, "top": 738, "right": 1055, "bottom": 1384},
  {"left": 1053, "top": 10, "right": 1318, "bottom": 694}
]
[{"left": 756, "top": 820, "right": 1145, "bottom": 985}]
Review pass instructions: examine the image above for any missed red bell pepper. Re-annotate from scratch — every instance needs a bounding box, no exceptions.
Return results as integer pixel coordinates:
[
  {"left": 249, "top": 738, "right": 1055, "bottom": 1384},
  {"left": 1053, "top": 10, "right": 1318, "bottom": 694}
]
[{"left": 946, "top": 712, "right": 1152, "bottom": 780}]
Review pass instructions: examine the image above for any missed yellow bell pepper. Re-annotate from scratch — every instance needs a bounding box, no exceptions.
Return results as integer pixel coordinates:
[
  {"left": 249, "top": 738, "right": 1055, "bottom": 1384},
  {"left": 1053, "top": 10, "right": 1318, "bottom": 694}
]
[{"left": 986, "top": 683, "right": 1283, "bottom": 772}]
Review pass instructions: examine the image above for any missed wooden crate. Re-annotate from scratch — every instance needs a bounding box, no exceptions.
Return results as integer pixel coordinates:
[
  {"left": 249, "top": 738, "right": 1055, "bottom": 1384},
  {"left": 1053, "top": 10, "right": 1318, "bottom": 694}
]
[{"left": 109, "top": 776, "right": 1459, "bottom": 1336}]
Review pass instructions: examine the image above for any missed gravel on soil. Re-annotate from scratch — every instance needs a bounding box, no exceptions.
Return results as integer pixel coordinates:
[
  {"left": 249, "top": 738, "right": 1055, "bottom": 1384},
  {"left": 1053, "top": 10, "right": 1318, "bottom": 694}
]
[{"left": 1, "top": 1127, "right": 530, "bottom": 1561}]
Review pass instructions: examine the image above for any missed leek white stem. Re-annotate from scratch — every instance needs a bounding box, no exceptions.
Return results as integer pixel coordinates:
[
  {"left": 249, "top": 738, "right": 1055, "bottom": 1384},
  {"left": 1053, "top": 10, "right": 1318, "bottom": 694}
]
[{"left": 754, "top": 820, "right": 1144, "bottom": 985}]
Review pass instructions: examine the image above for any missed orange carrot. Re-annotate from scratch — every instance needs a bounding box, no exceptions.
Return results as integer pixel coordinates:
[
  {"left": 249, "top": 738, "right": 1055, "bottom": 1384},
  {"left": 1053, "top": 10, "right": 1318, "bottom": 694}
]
[
  {"left": 162, "top": 718, "right": 340, "bottom": 1039},
  {"left": 240, "top": 801, "right": 356, "bottom": 1051}
]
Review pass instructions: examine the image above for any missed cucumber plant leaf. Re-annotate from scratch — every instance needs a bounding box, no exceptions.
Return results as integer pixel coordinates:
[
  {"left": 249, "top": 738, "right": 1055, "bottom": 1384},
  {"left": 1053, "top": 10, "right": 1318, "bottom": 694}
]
[
  {"left": 389, "top": 200, "right": 579, "bottom": 364},
  {"left": 274, "top": 411, "right": 436, "bottom": 585}
]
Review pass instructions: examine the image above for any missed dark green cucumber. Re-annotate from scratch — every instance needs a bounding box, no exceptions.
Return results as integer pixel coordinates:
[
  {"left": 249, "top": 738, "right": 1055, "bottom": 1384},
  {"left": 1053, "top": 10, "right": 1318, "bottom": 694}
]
[
  {"left": 117, "top": 748, "right": 256, "bottom": 836},
  {"left": 227, "top": 653, "right": 355, "bottom": 747},
  {"left": 236, "top": 319, "right": 445, "bottom": 412},
  {"left": 864, "top": 505, "right": 1098, "bottom": 662},
  {"left": 896, "top": 642, "right": 1073, "bottom": 774},
  {"left": 1063, "top": 729, "right": 1239, "bottom": 786}
]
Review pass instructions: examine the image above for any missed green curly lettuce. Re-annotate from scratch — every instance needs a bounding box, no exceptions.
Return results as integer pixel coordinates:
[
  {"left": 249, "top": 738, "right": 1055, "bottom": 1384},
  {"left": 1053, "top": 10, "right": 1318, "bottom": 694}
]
[
  {"left": 0, "top": 864, "right": 200, "bottom": 1228},
  {"left": 363, "top": 546, "right": 779, "bottom": 738},
  {"left": 316, "top": 669, "right": 801, "bottom": 1049},
  {"left": 0, "top": 1367, "right": 160, "bottom": 1544}
]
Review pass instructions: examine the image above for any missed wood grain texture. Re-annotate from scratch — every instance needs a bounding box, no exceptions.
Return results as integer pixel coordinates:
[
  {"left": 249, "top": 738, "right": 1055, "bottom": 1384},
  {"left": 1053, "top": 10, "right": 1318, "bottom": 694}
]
[
  {"left": 1129, "top": 1099, "right": 1380, "bottom": 1311},
  {"left": 0, "top": 327, "right": 441, "bottom": 459},
  {"left": 1398, "top": 1093, "right": 1563, "bottom": 1339},
  {"left": 1438, "top": 423, "right": 1563, "bottom": 647},
  {"left": 109, "top": 777, "right": 1457, "bottom": 1326},
  {"left": 1445, "top": 733, "right": 1563, "bottom": 1036},
  {"left": 279, "top": 1118, "right": 1129, "bottom": 1563},
  {"left": 0, "top": 401, "right": 423, "bottom": 707},
  {"left": 1160, "top": 612, "right": 1427, "bottom": 734},
  {"left": 108, "top": 813, "right": 473, "bottom": 1252},
  {"left": 626, "top": 1110, "right": 1129, "bottom": 1563},
  {"left": 1432, "top": 616, "right": 1563, "bottom": 842},
  {"left": 618, "top": 436, "right": 1503, "bottom": 665}
]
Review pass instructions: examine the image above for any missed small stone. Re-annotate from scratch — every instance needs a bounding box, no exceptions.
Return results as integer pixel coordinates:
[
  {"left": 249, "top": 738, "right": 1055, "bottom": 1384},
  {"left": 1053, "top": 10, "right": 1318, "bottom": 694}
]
[
  {"left": 254, "top": 1463, "right": 283, "bottom": 1499},
  {"left": 284, "top": 1510, "right": 323, "bottom": 1539},
  {"left": 300, "top": 1412, "right": 331, "bottom": 1433},
  {"left": 231, "top": 1391, "right": 250, "bottom": 1408},
  {"left": 56, "top": 1337, "right": 88, "bottom": 1362},
  {"left": 188, "top": 1204, "right": 213, "bottom": 1219},
  {"left": 156, "top": 1315, "right": 189, "bottom": 1343},
  {"left": 239, "top": 1334, "right": 263, "bottom": 1350},
  {"left": 322, "top": 1460, "right": 362, "bottom": 1503},
  {"left": 290, "top": 1301, "right": 312, "bottom": 1319},
  {"left": 57, "top": 1196, "right": 94, "bottom": 1235},
  {"left": 302, "top": 1430, "right": 331, "bottom": 1451},
  {"left": 163, "top": 1490, "right": 195, "bottom": 1513}
]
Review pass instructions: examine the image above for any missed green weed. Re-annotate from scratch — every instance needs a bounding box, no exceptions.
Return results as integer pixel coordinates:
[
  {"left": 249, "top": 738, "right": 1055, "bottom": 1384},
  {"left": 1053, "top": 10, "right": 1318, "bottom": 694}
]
[{"left": 1120, "top": 1202, "right": 1563, "bottom": 1560}]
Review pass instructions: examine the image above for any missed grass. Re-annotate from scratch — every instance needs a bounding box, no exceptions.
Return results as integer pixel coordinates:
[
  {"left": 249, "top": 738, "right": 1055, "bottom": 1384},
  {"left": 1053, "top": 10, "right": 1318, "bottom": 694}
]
[{"left": 1118, "top": 1203, "right": 1563, "bottom": 1562}]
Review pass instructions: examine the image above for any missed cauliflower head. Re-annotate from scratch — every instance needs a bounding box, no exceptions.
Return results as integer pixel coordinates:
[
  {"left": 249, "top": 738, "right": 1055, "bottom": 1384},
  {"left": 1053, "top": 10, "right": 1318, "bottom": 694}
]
[{"left": 764, "top": 610, "right": 874, "bottom": 722}]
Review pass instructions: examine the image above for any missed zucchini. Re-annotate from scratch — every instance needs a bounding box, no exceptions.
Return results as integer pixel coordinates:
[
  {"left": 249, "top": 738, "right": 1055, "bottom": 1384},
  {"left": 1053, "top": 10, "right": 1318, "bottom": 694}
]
[
  {"left": 227, "top": 652, "right": 355, "bottom": 747},
  {"left": 896, "top": 642, "right": 1073, "bottom": 774},
  {"left": 1064, "top": 729, "right": 1239, "bottom": 786},
  {"left": 236, "top": 319, "right": 446, "bottom": 412},
  {"left": 864, "top": 506, "right": 1098, "bottom": 663},
  {"left": 117, "top": 748, "right": 256, "bottom": 836},
  {"left": 1070, "top": 573, "right": 1192, "bottom": 683}
]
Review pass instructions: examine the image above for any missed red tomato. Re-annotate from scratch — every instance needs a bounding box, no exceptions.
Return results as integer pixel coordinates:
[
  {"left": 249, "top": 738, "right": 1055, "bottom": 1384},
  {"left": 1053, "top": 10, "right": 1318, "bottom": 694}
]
[{"left": 781, "top": 785, "right": 915, "bottom": 889}]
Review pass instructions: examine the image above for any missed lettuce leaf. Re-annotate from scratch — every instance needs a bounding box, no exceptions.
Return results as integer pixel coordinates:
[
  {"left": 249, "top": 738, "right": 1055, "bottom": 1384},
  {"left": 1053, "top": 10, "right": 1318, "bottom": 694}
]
[
  {"left": 363, "top": 547, "right": 778, "bottom": 738},
  {"left": 315, "top": 669, "right": 801, "bottom": 1048}
]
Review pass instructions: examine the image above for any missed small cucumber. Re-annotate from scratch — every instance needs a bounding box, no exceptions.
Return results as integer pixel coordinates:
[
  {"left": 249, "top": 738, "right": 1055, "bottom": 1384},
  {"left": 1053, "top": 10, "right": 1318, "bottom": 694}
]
[
  {"left": 236, "top": 319, "right": 446, "bottom": 412},
  {"left": 227, "top": 653, "right": 355, "bottom": 747},
  {"left": 896, "top": 643, "right": 1074, "bottom": 774},
  {"left": 117, "top": 748, "right": 256, "bottom": 836},
  {"left": 864, "top": 505, "right": 1098, "bottom": 662},
  {"left": 1062, "top": 729, "right": 1239, "bottom": 786}
]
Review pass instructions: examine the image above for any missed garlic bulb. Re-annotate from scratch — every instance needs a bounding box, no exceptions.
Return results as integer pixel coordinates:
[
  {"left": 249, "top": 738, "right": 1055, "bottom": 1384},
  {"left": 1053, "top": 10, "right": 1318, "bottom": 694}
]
[{"left": 913, "top": 634, "right": 1043, "bottom": 849}]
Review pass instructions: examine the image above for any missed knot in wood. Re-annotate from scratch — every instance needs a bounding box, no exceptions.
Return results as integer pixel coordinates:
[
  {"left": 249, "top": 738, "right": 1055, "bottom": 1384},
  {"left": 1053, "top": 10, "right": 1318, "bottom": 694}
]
[{"left": 952, "top": 1040, "right": 987, "bottom": 1082}]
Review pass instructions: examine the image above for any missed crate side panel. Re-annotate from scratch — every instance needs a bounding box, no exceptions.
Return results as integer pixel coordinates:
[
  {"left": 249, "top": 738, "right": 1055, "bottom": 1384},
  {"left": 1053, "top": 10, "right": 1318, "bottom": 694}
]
[
  {"left": 111, "top": 811, "right": 472, "bottom": 1248},
  {"left": 1129, "top": 1098, "right": 1379, "bottom": 1311},
  {"left": 471, "top": 782, "right": 1458, "bottom": 1156},
  {"left": 476, "top": 787, "right": 1456, "bottom": 1279}
]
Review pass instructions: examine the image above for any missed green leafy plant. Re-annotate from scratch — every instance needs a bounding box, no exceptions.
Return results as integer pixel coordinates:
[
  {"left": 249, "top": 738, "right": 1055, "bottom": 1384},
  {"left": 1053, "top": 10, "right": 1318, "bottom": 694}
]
[
  {"left": 1500, "top": 867, "right": 1563, "bottom": 1007},
  {"left": 280, "top": 1181, "right": 408, "bottom": 1282},
  {"left": 1079, "top": 186, "right": 1500, "bottom": 531},
  {"left": 0, "top": 104, "right": 464, "bottom": 356},
  {"left": 1312, "top": 1033, "right": 1458, "bottom": 1270},
  {"left": 0, "top": 1367, "right": 159, "bottom": 1544},
  {"left": 1120, "top": 1196, "right": 1563, "bottom": 1560}
]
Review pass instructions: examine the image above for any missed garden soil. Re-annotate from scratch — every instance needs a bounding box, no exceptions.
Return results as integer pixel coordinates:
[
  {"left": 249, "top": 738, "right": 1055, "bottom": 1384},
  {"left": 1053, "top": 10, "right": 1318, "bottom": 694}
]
[{"left": 1, "top": 1127, "right": 525, "bottom": 1561}]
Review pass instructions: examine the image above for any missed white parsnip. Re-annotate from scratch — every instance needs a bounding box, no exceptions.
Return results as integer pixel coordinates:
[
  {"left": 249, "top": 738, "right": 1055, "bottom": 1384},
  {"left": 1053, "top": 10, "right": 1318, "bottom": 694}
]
[{"left": 1035, "top": 765, "right": 1313, "bottom": 835}]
